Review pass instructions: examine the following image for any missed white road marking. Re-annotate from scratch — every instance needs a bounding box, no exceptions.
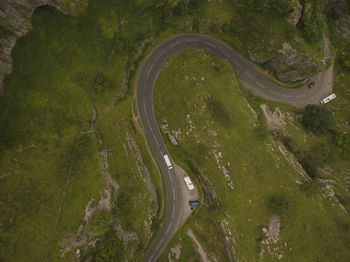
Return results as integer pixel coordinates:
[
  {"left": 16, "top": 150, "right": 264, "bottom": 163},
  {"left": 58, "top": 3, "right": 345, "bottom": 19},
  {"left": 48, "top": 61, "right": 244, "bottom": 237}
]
[
  {"left": 172, "top": 187, "right": 175, "bottom": 201},
  {"left": 149, "top": 255, "right": 154, "bottom": 261},
  {"left": 143, "top": 102, "right": 147, "bottom": 114},
  {"left": 147, "top": 118, "right": 153, "bottom": 131},
  {"left": 185, "top": 39, "right": 197, "bottom": 42},
  {"left": 156, "top": 239, "right": 164, "bottom": 251},
  {"left": 234, "top": 60, "right": 242, "bottom": 69},
  {"left": 147, "top": 119, "right": 160, "bottom": 147},
  {"left": 245, "top": 71, "right": 254, "bottom": 79},
  {"left": 168, "top": 170, "right": 173, "bottom": 182},
  {"left": 165, "top": 224, "right": 171, "bottom": 235},
  {"left": 282, "top": 94, "right": 292, "bottom": 98},
  {"left": 156, "top": 50, "right": 165, "bottom": 61},
  {"left": 205, "top": 41, "right": 216, "bottom": 48},
  {"left": 170, "top": 41, "right": 180, "bottom": 47},
  {"left": 172, "top": 205, "right": 175, "bottom": 218},
  {"left": 147, "top": 65, "right": 153, "bottom": 78},
  {"left": 257, "top": 81, "right": 266, "bottom": 89},
  {"left": 154, "top": 136, "right": 160, "bottom": 148}
]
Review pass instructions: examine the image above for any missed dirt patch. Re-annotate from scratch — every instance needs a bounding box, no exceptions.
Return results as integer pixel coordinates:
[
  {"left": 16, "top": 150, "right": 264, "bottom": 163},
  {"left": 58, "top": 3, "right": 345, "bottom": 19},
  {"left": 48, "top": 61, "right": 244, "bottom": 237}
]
[
  {"left": 173, "top": 164, "right": 199, "bottom": 230},
  {"left": 168, "top": 244, "right": 182, "bottom": 261},
  {"left": 187, "top": 228, "right": 211, "bottom": 262}
]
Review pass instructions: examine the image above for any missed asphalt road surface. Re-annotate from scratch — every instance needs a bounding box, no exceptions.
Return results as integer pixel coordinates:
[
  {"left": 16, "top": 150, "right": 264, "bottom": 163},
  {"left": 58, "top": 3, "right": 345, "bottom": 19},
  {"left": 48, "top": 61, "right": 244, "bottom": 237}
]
[{"left": 136, "top": 33, "right": 331, "bottom": 262}]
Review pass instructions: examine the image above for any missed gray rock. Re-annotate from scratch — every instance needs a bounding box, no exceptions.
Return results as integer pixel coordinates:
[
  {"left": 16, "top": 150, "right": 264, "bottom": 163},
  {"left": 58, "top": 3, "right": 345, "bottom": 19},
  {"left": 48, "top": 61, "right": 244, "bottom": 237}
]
[
  {"left": 267, "top": 42, "right": 324, "bottom": 82},
  {"left": 334, "top": 15, "right": 350, "bottom": 43}
]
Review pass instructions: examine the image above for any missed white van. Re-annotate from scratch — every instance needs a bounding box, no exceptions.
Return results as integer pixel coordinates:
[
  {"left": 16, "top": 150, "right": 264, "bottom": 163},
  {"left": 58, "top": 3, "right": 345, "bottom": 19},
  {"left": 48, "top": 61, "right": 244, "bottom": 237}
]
[
  {"left": 184, "top": 176, "right": 194, "bottom": 190},
  {"left": 163, "top": 154, "right": 173, "bottom": 169},
  {"left": 320, "top": 93, "right": 336, "bottom": 104}
]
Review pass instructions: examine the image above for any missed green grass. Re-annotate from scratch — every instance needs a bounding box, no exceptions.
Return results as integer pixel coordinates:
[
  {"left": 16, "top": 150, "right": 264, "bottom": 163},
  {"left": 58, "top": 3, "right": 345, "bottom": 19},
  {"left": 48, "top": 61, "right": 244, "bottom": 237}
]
[
  {"left": 0, "top": 2, "right": 166, "bottom": 261},
  {"left": 154, "top": 49, "right": 350, "bottom": 261}
]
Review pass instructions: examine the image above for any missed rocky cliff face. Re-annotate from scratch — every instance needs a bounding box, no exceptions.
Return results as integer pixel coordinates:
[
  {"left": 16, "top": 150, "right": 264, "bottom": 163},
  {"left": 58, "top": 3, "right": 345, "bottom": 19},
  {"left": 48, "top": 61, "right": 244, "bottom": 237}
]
[
  {"left": 326, "top": 0, "right": 350, "bottom": 43},
  {"left": 0, "top": 0, "right": 87, "bottom": 92}
]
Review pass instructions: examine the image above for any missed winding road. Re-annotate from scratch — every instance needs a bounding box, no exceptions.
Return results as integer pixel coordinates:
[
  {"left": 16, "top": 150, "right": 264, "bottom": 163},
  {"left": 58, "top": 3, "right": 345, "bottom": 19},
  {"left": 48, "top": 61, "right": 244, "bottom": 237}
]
[{"left": 136, "top": 33, "right": 332, "bottom": 262}]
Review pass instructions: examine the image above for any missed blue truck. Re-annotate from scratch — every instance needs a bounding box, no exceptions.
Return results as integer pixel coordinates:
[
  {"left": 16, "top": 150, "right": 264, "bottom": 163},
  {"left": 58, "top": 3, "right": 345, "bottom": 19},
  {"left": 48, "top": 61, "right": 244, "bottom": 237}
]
[{"left": 189, "top": 201, "right": 200, "bottom": 208}]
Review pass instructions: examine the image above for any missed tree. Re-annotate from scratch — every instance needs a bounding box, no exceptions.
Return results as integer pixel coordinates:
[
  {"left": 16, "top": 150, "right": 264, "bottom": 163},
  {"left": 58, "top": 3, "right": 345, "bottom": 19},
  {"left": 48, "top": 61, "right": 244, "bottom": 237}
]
[
  {"left": 301, "top": 105, "right": 336, "bottom": 134},
  {"left": 298, "top": 0, "right": 327, "bottom": 43}
]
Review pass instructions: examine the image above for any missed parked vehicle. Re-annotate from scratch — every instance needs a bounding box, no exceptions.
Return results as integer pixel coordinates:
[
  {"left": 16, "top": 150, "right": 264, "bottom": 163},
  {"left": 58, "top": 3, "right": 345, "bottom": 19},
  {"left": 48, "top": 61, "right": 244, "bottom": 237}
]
[
  {"left": 189, "top": 200, "right": 200, "bottom": 207},
  {"left": 184, "top": 176, "right": 194, "bottom": 190},
  {"left": 307, "top": 82, "right": 315, "bottom": 88},
  {"left": 320, "top": 93, "right": 336, "bottom": 104},
  {"left": 163, "top": 154, "right": 173, "bottom": 169}
]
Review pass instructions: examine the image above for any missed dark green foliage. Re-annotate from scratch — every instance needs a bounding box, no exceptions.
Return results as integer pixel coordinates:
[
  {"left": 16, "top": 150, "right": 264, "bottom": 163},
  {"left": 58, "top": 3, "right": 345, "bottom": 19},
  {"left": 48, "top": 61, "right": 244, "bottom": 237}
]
[
  {"left": 279, "top": 135, "right": 299, "bottom": 153},
  {"left": 333, "top": 132, "right": 350, "bottom": 160},
  {"left": 221, "top": 23, "right": 230, "bottom": 33},
  {"left": 301, "top": 105, "right": 336, "bottom": 134},
  {"left": 298, "top": 0, "right": 327, "bottom": 43},
  {"left": 236, "top": 0, "right": 294, "bottom": 15},
  {"left": 86, "top": 211, "right": 112, "bottom": 237},
  {"left": 255, "top": 126, "right": 270, "bottom": 139},
  {"left": 300, "top": 153, "right": 319, "bottom": 179},
  {"left": 94, "top": 230, "right": 124, "bottom": 261},
  {"left": 340, "top": 50, "right": 350, "bottom": 71},
  {"left": 206, "top": 97, "right": 231, "bottom": 128},
  {"left": 266, "top": 193, "right": 294, "bottom": 217},
  {"left": 0, "top": 24, "right": 12, "bottom": 38}
]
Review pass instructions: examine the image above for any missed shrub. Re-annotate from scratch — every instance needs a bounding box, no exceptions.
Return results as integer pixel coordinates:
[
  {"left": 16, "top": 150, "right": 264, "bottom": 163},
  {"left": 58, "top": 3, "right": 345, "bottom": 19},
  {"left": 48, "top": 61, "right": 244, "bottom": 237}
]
[
  {"left": 333, "top": 132, "right": 350, "bottom": 160},
  {"left": 86, "top": 211, "right": 112, "bottom": 237},
  {"left": 282, "top": 136, "right": 298, "bottom": 153},
  {"left": 255, "top": 126, "right": 270, "bottom": 139},
  {"left": 266, "top": 193, "right": 294, "bottom": 217},
  {"left": 298, "top": 0, "right": 327, "bottom": 43},
  {"left": 300, "top": 154, "right": 319, "bottom": 179},
  {"left": 301, "top": 105, "right": 336, "bottom": 134},
  {"left": 94, "top": 230, "right": 124, "bottom": 262},
  {"left": 206, "top": 97, "right": 231, "bottom": 128}
]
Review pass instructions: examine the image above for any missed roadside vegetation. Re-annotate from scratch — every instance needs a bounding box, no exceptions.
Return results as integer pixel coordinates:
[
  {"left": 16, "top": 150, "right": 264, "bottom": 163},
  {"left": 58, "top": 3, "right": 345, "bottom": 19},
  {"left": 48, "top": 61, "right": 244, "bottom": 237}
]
[
  {"left": 0, "top": 0, "right": 349, "bottom": 261},
  {"left": 154, "top": 49, "right": 350, "bottom": 261}
]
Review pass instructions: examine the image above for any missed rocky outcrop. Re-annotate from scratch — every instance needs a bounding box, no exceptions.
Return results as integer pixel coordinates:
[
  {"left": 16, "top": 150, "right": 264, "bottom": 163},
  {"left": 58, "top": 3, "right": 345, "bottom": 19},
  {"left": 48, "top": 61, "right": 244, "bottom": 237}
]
[
  {"left": 334, "top": 15, "right": 350, "bottom": 43},
  {"left": 284, "top": 0, "right": 302, "bottom": 26},
  {"left": 325, "top": 0, "right": 349, "bottom": 19},
  {"left": 0, "top": 0, "right": 87, "bottom": 92},
  {"left": 268, "top": 42, "right": 326, "bottom": 82},
  {"left": 326, "top": 0, "right": 350, "bottom": 43}
]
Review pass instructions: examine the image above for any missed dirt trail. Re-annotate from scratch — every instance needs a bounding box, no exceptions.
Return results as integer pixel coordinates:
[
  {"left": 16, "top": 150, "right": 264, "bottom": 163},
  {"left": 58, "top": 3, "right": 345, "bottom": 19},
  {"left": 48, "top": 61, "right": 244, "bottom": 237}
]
[{"left": 187, "top": 229, "right": 211, "bottom": 262}]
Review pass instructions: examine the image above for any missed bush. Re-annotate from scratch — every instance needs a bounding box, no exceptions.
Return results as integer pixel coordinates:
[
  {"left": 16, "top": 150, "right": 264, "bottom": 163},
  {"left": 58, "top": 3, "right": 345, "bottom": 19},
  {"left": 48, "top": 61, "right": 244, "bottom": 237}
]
[
  {"left": 266, "top": 193, "right": 294, "bottom": 217},
  {"left": 300, "top": 154, "right": 319, "bottom": 179},
  {"left": 334, "top": 132, "right": 350, "bottom": 160},
  {"left": 255, "top": 126, "right": 270, "bottom": 139},
  {"left": 298, "top": 0, "right": 327, "bottom": 43},
  {"left": 86, "top": 211, "right": 112, "bottom": 237},
  {"left": 301, "top": 105, "right": 336, "bottom": 134},
  {"left": 279, "top": 135, "right": 298, "bottom": 153},
  {"left": 94, "top": 230, "right": 124, "bottom": 262},
  {"left": 206, "top": 97, "right": 231, "bottom": 128}
]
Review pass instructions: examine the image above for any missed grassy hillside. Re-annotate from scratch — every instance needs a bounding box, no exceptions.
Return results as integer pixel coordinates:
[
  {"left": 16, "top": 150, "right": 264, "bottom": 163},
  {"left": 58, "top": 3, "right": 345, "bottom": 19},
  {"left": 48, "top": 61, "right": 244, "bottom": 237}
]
[
  {"left": 154, "top": 49, "right": 350, "bottom": 261},
  {"left": 0, "top": 0, "right": 346, "bottom": 261},
  {"left": 0, "top": 2, "right": 164, "bottom": 261}
]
